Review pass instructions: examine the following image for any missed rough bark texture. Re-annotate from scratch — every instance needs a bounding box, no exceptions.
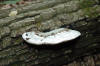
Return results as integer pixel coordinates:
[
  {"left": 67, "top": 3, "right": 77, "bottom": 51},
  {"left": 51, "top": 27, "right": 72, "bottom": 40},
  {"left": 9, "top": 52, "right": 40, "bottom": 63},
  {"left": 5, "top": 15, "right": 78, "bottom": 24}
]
[{"left": 0, "top": 0, "right": 100, "bottom": 66}]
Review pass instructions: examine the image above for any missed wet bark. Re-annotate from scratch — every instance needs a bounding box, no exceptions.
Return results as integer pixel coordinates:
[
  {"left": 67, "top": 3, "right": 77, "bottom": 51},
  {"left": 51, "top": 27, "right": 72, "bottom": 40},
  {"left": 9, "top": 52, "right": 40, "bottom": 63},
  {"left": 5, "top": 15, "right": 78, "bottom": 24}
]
[{"left": 0, "top": 0, "right": 100, "bottom": 66}]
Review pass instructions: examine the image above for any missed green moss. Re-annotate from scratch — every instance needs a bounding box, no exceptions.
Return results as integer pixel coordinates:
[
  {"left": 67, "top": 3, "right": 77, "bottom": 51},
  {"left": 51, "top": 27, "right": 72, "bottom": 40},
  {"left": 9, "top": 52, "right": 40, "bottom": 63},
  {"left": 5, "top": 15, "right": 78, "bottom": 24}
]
[
  {"left": 0, "top": 0, "right": 20, "bottom": 4},
  {"left": 79, "top": 0, "right": 95, "bottom": 9},
  {"left": 35, "top": 22, "right": 42, "bottom": 28},
  {"left": 84, "top": 6, "right": 99, "bottom": 18},
  {"left": 14, "top": 38, "right": 23, "bottom": 45},
  {"left": 79, "top": 0, "right": 99, "bottom": 18}
]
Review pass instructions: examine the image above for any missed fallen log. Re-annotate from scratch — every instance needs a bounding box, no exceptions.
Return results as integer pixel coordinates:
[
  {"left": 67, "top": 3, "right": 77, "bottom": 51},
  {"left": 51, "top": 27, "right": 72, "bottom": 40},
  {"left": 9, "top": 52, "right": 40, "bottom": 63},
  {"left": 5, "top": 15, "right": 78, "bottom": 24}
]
[{"left": 0, "top": 0, "right": 100, "bottom": 66}]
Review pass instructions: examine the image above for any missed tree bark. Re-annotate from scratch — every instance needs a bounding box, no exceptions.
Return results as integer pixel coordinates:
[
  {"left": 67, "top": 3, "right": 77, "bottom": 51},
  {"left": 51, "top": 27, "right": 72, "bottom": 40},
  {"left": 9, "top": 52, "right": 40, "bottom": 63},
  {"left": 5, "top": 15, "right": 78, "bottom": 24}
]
[{"left": 0, "top": 0, "right": 100, "bottom": 66}]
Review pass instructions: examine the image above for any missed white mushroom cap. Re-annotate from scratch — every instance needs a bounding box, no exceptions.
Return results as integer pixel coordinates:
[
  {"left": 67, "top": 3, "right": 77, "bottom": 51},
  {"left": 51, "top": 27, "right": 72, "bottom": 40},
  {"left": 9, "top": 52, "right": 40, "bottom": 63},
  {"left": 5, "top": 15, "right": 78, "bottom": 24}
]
[{"left": 22, "top": 28, "right": 81, "bottom": 45}]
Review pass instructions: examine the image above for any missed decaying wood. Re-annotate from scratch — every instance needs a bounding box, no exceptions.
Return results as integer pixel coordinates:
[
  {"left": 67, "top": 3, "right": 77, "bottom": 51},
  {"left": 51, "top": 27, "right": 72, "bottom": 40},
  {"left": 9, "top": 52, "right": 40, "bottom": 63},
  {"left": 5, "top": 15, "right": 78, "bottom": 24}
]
[{"left": 0, "top": 0, "right": 100, "bottom": 66}]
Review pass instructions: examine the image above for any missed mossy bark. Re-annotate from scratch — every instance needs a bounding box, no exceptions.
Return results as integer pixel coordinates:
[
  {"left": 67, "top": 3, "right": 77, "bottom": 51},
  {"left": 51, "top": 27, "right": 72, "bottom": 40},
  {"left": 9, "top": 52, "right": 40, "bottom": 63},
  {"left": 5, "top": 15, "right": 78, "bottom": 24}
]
[{"left": 0, "top": 0, "right": 100, "bottom": 66}]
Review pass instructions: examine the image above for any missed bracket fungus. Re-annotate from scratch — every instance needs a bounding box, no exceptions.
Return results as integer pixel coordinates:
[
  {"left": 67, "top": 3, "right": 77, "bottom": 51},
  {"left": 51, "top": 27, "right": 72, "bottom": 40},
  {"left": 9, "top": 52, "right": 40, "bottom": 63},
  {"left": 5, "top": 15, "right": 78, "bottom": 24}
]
[{"left": 22, "top": 28, "right": 81, "bottom": 45}]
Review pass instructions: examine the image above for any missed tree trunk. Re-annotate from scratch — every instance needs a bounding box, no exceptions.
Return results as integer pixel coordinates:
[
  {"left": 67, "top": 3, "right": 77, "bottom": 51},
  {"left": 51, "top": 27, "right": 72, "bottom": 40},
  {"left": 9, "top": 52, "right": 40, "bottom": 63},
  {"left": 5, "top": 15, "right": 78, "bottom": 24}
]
[{"left": 0, "top": 0, "right": 100, "bottom": 66}]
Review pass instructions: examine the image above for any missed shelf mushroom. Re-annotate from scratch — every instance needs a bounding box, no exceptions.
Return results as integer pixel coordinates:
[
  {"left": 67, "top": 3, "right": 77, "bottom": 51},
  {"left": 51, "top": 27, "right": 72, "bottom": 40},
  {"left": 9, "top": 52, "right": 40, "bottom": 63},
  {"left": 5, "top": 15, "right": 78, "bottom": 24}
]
[{"left": 22, "top": 28, "right": 81, "bottom": 45}]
